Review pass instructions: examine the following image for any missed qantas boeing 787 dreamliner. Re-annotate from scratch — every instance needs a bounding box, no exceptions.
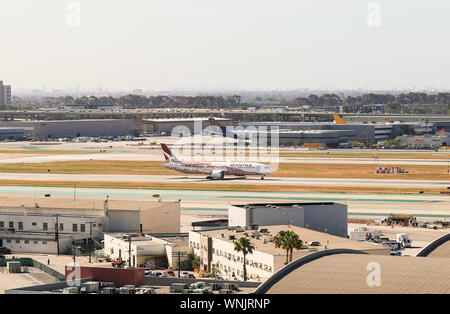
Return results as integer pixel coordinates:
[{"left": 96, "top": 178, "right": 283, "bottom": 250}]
[{"left": 160, "top": 143, "right": 273, "bottom": 180}]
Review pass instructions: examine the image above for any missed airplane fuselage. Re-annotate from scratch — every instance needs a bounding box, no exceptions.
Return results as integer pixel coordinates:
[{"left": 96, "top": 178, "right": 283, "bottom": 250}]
[{"left": 164, "top": 161, "right": 272, "bottom": 177}]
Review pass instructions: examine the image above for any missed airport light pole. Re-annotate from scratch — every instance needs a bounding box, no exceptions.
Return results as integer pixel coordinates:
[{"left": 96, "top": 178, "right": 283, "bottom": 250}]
[
  {"left": 172, "top": 251, "right": 187, "bottom": 277},
  {"left": 87, "top": 222, "right": 95, "bottom": 263},
  {"left": 128, "top": 235, "right": 132, "bottom": 268},
  {"left": 55, "top": 214, "right": 60, "bottom": 255}
]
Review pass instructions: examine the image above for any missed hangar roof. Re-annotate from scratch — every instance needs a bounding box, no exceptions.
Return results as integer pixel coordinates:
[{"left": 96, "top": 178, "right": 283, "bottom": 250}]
[
  {"left": 0, "top": 197, "right": 178, "bottom": 216},
  {"left": 426, "top": 240, "right": 450, "bottom": 258},
  {"left": 264, "top": 253, "right": 450, "bottom": 294},
  {"left": 232, "top": 202, "right": 338, "bottom": 210}
]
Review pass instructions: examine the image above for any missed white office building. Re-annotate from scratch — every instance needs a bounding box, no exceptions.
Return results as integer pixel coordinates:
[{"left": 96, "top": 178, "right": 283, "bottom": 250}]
[
  {"left": 189, "top": 225, "right": 388, "bottom": 281},
  {"left": 104, "top": 233, "right": 192, "bottom": 269},
  {"left": 0, "top": 197, "right": 181, "bottom": 254}
]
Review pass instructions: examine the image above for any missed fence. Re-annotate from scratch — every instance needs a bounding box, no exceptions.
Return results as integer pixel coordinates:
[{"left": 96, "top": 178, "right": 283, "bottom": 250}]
[
  {"left": 32, "top": 259, "right": 66, "bottom": 281},
  {"left": 0, "top": 257, "right": 65, "bottom": 281}
]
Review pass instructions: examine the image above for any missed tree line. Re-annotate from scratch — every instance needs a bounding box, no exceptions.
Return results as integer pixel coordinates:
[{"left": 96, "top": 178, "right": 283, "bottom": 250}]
[
  {"left": 7, "top": 92, "right": 450, "bottom": 114},
  {"left": 294, "top": 92, "right": 450, "bottom": 107},
  {"left": 10, "top": 95, "right": 242, "bottom": 110},
  {"left": 293, "top": 92, "right": 450, "bottom": 115}
]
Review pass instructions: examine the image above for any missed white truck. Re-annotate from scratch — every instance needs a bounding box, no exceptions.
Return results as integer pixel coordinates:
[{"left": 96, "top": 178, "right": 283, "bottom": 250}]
[
  {"left": 396, "top": 233, "right": 412, "bottom": 248},
  {"left": 349, "top": 227, "right": 382, "bottom": 242}
]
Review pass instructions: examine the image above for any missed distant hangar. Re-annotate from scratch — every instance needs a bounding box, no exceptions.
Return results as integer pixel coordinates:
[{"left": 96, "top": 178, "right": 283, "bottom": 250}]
[{"left": 0, "top": 119, "right": 133, "bottom": 140}]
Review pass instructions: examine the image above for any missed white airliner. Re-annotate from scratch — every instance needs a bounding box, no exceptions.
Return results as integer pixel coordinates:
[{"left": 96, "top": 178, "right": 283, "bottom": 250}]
[{"left": 161, "top": 144, "right": 273, "bottom": 180}]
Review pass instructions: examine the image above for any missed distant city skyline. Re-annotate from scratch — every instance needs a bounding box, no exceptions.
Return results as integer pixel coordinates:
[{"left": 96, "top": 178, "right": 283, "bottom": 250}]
[{"left": 1, "top": 1, "right": 449, "bottom": 92}]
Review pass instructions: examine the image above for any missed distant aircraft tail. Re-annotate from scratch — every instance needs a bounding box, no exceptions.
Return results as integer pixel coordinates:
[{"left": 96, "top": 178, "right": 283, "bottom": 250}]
[
  {"left": 208, "top": 117, "right": 228, "bottom": 137},
  {"left": 160, "top": 144, "right": 179, "bottom": 162},
  {"left": 333, "top": 114, "right": 347, "bottom": 125}
]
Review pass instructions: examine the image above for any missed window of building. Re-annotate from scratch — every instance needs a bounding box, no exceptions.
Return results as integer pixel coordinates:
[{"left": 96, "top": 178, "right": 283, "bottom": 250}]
[
  {"left": 73, "top": 224, "right": 78, "bottom": 232},
  {"left": 6, "top": 239, "right": 11, "bottom": 243},
  {"left": 33, "top": 240, "right": 38, "bottom": 244},
  {"left": 25, "top": 240, "right": 29, "bottom": 244},
  {"left": 0, "top": 221, "right": 4, "bottom": 228},
  {"left": 18, "top": 222, "right": 23, "bottom": 230},
  {"left": 60, "top": 223, "right": 64, "bottom": 231},
  {"left": 9, "top": 222, "right": 14, "bottom": 228},
  {"left": 43, "top": 223, "right": 48, "bottom": 231},
  {"left": 80, "top": 224, "right": 86, "bottom": 232},
  {"left": 42, "top": 241, "right": 47, "bottom": 245},
  {"left": 15, "top": 239, "right": 20, "bottom": 244},
  {"left": 32, "top": 222, "right": 37, "bottom": 226}
]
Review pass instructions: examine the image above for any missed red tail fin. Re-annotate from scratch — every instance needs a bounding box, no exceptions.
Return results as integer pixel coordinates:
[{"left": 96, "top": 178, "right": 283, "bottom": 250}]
[{"left": 161, "top": 143, "right": 172, "bottom": 161}]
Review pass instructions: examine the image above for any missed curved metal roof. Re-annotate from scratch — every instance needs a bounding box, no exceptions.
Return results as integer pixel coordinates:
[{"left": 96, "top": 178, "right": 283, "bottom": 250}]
[{"left": 257, "top": 252, "right": 450, "bottom": 294}]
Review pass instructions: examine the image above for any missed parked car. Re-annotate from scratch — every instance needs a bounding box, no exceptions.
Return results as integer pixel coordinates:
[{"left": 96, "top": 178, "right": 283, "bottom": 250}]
[
  {"left": 144, "top": 269, "right": 152, "bottom": 276},
  {"left": 153, "top": 272, "right": 162, "bottom": 277},
  {"left": 183, "top": 274, "right": 195, "bottom": 279},
  {"left": 164, "top": 271, "right": 176, "bottom": 277},
  {"left": 309, "top": 241, "right": 321, "bottom": 246}
]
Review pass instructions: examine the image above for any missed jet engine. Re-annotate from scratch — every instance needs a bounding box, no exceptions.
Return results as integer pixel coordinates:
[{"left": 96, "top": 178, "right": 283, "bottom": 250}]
[{"left": 208, "top": 170, "right": 225, "bottom": 180}]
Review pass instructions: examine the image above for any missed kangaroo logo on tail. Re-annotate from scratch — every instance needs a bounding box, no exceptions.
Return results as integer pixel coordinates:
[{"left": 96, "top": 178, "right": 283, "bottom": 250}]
[{"left": 161, "top": 144, "right": 179, "bottom": 163}]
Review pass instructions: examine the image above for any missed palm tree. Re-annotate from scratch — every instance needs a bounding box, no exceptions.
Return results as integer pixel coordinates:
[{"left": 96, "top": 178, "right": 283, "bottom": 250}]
[
  {"left": 190, "top": 254, "right": 200, "bottom": 272},
  {"left": 234, "top": 237, "right": 254, "bottom": 281},
  {"left": 285, "top": 231, "right": 303, "bottom": 263},
  {"left": 274, "top": 230, "right": 304, "bottom": 264},
  {"left": 273, "top": 231, "right": 290, "bottom": 265}
]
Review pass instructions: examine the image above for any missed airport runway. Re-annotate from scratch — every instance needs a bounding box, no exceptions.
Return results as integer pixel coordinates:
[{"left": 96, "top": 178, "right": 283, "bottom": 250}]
[
  {"left": 0, "top": 172, "right": 449, "bottom": 189},
  {"left": 0, "top": 152, "right": 450, "bottom": 166}
]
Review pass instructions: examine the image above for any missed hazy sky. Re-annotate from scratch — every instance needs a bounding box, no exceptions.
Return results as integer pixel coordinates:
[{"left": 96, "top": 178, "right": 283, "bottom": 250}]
[{"left": 1, "top": 0, "right": 449, "bottom": 92}]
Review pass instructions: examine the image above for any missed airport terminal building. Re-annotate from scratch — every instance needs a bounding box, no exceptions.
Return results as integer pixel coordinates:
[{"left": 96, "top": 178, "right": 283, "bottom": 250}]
[
  {"left": 239, "top": 121, "right": 450, "bottom": 145},
  {"left": 401, "top": 134, "right": 450, "bottom": 149},
  {"left": 134, "top": 118, "right": 233, "bottom": 136}
]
